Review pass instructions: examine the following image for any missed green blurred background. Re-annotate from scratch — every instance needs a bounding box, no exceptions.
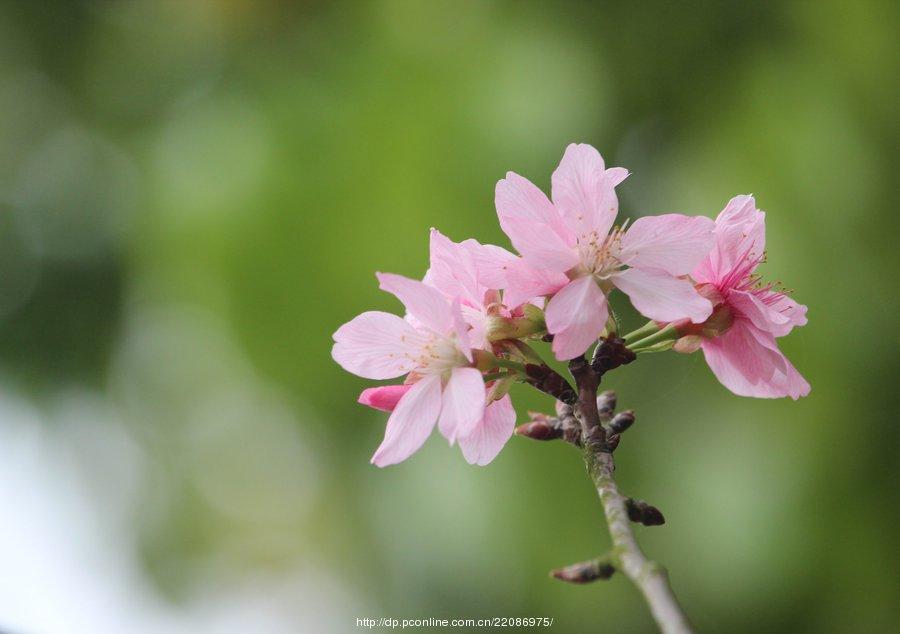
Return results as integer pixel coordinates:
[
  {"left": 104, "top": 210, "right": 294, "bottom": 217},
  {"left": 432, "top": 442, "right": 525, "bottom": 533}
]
[{"left": 0, "top": 1, "right": 897, "bottom": 632}]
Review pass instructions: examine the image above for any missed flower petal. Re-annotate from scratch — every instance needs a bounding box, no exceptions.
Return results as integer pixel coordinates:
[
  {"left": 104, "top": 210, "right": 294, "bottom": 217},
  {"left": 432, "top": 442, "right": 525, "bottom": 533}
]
[
  {"left": 495, "top": 172, "right": 578, "bottom": 272},
  {"left": 695, "top": 195, "right": 766, "bottom": 285},
  {"left": 450, "top": 297, "right": 473, "bottom": 361},
  {"left": 428, "top": 229, "right": 482, "bottom": 305},
  {"left": 502, "top": 257, "right": 569, "bottom": 309},
  {"left": 377, "top": 272, "right": 452, "bottom": 334},
  {"left": 700, "top": 322, "right": 809, "bottom": 399},
  {"left": 545, "top": 276, "right": 609, "bottom": 360},
  {"left": 332, "top": 311, "right": 426, "bottom": 379},
  {"left": 613, "top": 268, "right": 712, "bottom": 323},
  {"left": 458, "top": 394, "right": 516, "bottom": 466},
  {"left": 551, "top": 143, "right": 624, "bottom": 240},
  {"left": 437, "top": 367, "right": 487, "bottom": 443},
  {"left": 460, "top": 239, "right": 518, "bottom": 291},
  {"left": 371, "top": 374, "right": 443, "bottom": 467},
  {"left": 618, "top": 214, "right": 715, "bottom": 276},
  {"left": 728, "top": 289, "right": 807, "bottom": 338},
  {"left": 358, "top": 384, "right": 413, "bottom": 412}
]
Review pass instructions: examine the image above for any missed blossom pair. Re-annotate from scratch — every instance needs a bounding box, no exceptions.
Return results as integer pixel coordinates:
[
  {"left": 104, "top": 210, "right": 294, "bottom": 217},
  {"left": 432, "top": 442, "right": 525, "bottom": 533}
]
[{"left": 332, "top": 232, "right": 522, "bottom": 467}]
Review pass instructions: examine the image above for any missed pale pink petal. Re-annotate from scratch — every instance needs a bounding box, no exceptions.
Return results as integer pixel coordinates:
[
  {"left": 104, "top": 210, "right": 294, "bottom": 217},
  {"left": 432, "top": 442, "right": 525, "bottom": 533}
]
[
  {"left": 746, "top": 326, "right": 809, "bottom": 399},
  {"left": 428, "top": 229, "right": 481, "bottom": 305},
  {"left": 728, "top": 290, "right": 806, "bottom": 338},
  {"left": 450, "top": 297, "right": 473, "bottom": 361},
  {"left": 700, "top": 322, "right": 808, "bottom": 399},
  {"left": 377, "top": 272, "right": 452, "bottom": 334},
  {"left": 767, "top": 293, "right": 809, "bottom": 334},
  {"left": 618, "top": 214, "right": 715, "bottom": 276},
  {"left": 613, "top": 268, "right": 712, "bottom": 324},
  {"left": 495, "top": 173, "right": 578, "bottom": 271},
  {"left": 458, "top": 394, "right": 516, "bottom": 466},
  {"left": 695, "top": 195, "right": 766, "bottom": 285},
  {"left": 781, "top": 359, "right": 811, "bottom": 400},
  {"left": 371, "top": 374, "right": 443, "bottom": 467},
  {"left": 606, "top": 167, "right": 629, "bottom": 187},
  {"left": 332, "top": 311, "right": 427, "bottom": 380},
  {"left": 502, "top": 257, "right": 569, "bottom": 309},
  {"left": 437, "top": 367, "right": 486, "bottom": 443},
  {"left": 460, "top": 239, "right": 517, "bottom": 290},
  {"left": 358, "top": 384, "right": 413, "bottom": 412},
  {"left": 545, "top": 276, "right": 609, "bottom": 360},
  {"left": 551, "top": 143, "right": 624, "bottom": 240}
]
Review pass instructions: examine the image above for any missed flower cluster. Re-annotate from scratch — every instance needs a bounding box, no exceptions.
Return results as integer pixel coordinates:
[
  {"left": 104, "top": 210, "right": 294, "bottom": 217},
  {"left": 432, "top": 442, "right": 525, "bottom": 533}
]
[{"left": 333, "top": 143, "right": 809, "bottom": 467}]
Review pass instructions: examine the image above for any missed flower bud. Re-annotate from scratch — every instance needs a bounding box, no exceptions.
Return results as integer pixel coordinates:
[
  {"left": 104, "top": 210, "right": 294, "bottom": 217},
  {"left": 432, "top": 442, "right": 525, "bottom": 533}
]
[
  {"left": 596, "top": 390, "right": 617, "bottom": 417},
  {"left": 358, "top": 384, "right": 412, "bottom": 412},
  {"left": 609, "top": 410, "right": 635, "bottom": 434},
  {"left": 551, "top": 556, "right": 615, "bottom": 584},
  {"left": 515, "top": 421, "right": 562, "bottom": 441},
  {"left": 625, "top": 498, "right": 666, "bottom": 526}
]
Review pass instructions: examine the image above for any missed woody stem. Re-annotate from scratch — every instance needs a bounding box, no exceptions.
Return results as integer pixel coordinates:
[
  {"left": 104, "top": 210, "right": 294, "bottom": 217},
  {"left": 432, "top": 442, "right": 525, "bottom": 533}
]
[{"left": 569, "top": 359, "right": 693, "bottom": 634}]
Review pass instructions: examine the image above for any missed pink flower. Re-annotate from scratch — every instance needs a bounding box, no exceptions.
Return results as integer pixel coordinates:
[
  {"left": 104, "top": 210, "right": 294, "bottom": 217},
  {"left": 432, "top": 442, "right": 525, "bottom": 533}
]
[
  {"left": 495, "top": 143, "right": 716, "bottom": 359},
  {"left": 683, "top": 195, "right": 810, "bottom": 399},
  {"left": 425, "top": 228, "right": 531, "bottom": 348},
  {"left": 332, "top": 272, "right": 515, "bottom": 466},
  {"left": 357, "top": 382, "right": 517, "bottom": 466}
]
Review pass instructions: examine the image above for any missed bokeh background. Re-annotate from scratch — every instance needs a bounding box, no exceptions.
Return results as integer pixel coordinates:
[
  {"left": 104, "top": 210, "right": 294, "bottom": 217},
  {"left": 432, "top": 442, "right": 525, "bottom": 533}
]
[{"left": 1, "top": 1, "right": 898, "bottom": 632}]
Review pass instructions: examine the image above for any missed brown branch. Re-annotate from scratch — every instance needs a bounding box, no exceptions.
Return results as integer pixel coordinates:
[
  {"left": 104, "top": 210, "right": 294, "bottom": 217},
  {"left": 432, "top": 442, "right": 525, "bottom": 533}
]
[{"left": 558, "top": 359, "right": 693, "bottom": 634}]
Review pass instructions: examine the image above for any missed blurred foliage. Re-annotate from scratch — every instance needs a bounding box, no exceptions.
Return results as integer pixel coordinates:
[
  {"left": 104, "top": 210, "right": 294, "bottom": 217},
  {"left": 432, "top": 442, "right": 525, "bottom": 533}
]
[{"left": 0, "top": 1, "right": 898, "bottom": 632}]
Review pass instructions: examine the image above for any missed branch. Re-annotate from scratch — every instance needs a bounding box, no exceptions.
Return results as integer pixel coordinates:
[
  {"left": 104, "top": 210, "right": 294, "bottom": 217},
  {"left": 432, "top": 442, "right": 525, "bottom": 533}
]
[
  {"left": 584, "top": 448, "right": 692, "bottom": 633},
  {"left": 571, "top": 361, "right": 693, "bottom": 634}
]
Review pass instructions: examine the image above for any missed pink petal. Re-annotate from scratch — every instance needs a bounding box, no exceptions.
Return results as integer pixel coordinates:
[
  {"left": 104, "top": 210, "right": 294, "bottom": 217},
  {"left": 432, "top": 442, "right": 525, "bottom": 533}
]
[
  {"left": 377, "top": 272, "right": 452, "bottom": 334},
  {"left": 613, "top": 268, "right": 712, "bottom": 324},
  {"left": 450, "top": 297, "right": 473, "bottom": 361},
  {"left": 495, "top": 172, "right": 578, "bottom": 272},
  {"left": 371, "top": 374, "right": 443, "bottom": 467},
  {"left": 695, "top": 195, "right": 766, "bottom": 285},
  {"left": 358, "top": 384, "right": 414, "bottom": 412},
  {"left": 545, "top": 276, "right": 609, "bottom": 360},
  {"left": 458, "top": 394, "right": 516, "bottom": 466},
  {"left": 728, "top": 290, "right": 806, "bottom": 338},
  {"left": 437, "top": 367, "right": 487, "bottom": 443},
  {"left": 551, "top": 143, "right": 624, "bottom": 240},
  {"left": 332, "top": 311, "right": 427, "bottom": 380},
  {"left": 767, "top": 293, "right": 809, "bottom": 334},
  {"left": 618, "top": 214, "right": 715, "bottom": 276},
  {"left": 700, "top": 322, "right": 809, "bottom": 399},
  {"left": 428, "top": 229, "right": 481, "bottom": 305},
  {"left": 460, "top": 239, "right": 518, "bottom": 291},
  {"left": 502, "top": 257, "right": 569, "bottom": 309}
]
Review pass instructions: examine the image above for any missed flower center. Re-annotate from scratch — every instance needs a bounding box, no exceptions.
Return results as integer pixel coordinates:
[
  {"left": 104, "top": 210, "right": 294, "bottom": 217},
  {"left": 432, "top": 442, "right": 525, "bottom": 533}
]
[
  {"left": 724, "top": 248, "right": 792, "bottom": 309},
  {"left": 411, "top": 333, "right": 467, "bottom": 375},
  {"left": 573, "top": 225, "right": 627, "bottom": 280}
]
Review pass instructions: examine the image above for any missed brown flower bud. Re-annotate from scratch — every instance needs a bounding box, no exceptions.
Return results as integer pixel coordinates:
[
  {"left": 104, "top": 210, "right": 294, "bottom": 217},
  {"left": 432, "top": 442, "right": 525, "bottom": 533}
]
[
  {"left": 514, "top": 421, "right": 562, "bottom": 441},
  {"left": 609, "top": 410, "right": 635, "bottom": 434},
  {"left": 596, "top": 390, "right": 617, "bottom": 417},
  {"left": 626, "top": 498, "right": 666, "bottom": 526},
  {"left": 551, "top": 556, "right": 616, "bottom": 584}
]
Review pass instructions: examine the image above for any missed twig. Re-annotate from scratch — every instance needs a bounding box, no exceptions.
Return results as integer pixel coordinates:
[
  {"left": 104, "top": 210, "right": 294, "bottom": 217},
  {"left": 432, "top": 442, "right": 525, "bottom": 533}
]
[{"left": 570, "top": 360, "right": 693, "bottom": 634}]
